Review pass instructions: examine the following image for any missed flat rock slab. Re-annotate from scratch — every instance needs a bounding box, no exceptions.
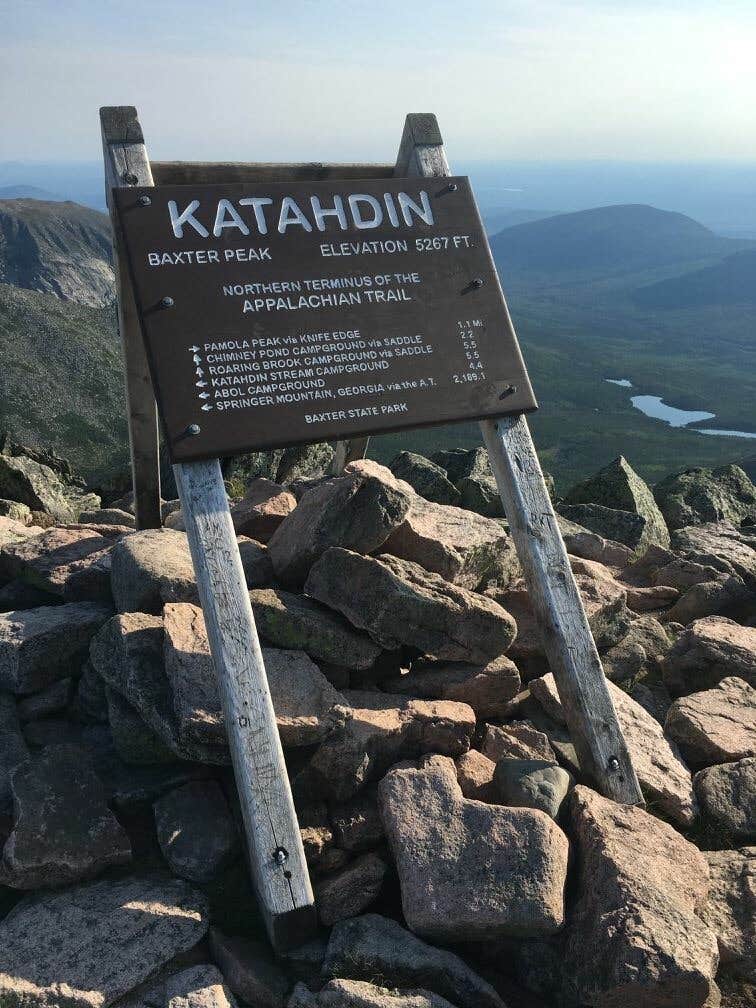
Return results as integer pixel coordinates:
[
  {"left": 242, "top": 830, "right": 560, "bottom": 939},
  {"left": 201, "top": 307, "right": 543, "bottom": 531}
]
[
  {"left": 671, "top": 521, "right": 756, "bottom": 591},
  {"left": 564, "top": 785, "right": 719, "bottom": 1008},
  {"left": 663, "top": 616, "right": 756, "bottom": 694},
  {"left": 0, "top": 527, "right": 113, "bottom": 601},
  {"left": 0, "top": 874, "right": 209, "bottom": 1008},
  {"left": 299, "top": 691, "right": 475, "bottom": 802},
  {"left": 665, "top": 677, "right": 756, "bottom": 768},
  {"left": 481, "top": 722, "right": 557, "bottom": 763},
  {"left": 381, "top": 496, "right": 517, "bottom": 591},
  {"left": 0, "top": 601, "right": 112, "bottom": 694},
  {"left": 305, "top": 549, "right": 516, "bottom": 664},
  {"left": 454, "top": 750, "right": 497, "bottom": 802},
  {"left": 1, "top": 743, "right": 131, "bottom": 889},
  {"left": 249, "top": 588, "right": 381, "bottom": 671},
  {"left": 694, "top": 757, "right": 756, "bottom": 842},
  {"left": 268, "top": 464, "right": 412, "bottom": 586},
  {"left": 379, "top": 755, "right": 568, "bottom": 941},
  {"left": 699, "top": 848, "right": 756, "bottom": 980},
  {"left": 323, "top": 914, "right": 507, "bottom": 1008},
  {"left": 317, "top": 979, "right": 459, "bottom": 1008},
  {"left": 153, "top": 780, "right": 238, "bottom": 883},
  {"left": 230, "top": 478, "right": 297, "bottom": 542},
  {"left": 0, "top": 516, "right": 39, "bottom": 558},
  {"left": 530, "top": 672, "right": 696, "bottom": 826},
  {"left": 314, "top": 852, "right": 388, "bottom": 926},
  {"left": 381, "top": 655, "right": 520, "bottom": 720},
  {"left": 164, "top": 602, "right": 347, "bottom": 748}
]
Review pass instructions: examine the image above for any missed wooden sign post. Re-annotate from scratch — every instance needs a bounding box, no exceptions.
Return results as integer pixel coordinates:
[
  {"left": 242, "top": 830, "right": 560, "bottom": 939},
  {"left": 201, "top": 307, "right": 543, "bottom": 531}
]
[{"left": 102, "top": 106, "right": 643, "bottom": 952}]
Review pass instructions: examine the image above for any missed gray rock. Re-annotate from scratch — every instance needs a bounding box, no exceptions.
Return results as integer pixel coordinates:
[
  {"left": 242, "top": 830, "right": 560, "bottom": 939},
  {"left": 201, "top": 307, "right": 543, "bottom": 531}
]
[
  {"left": 654, "top": 465, "right": 756, "bottom": 531},
  {"left": 0, "top": 516, "right": 43, "bottom": 560},
  {"left": 305, "top": 549, "right": 516, "bottom": 664},
  {"left": 381, "top": 655, "right": 520, "bottom": 720},
  {"left": 694, "top": 758, "right": 756, "bottom": 842},
  {"left": 454, "top": 750, "right": 497, "bottom": 802},
  {"left": 0, "top": 527, "right": 113, "bottom": 602},
  {"left": 154, "top": 781, "right": 238, "bottom": 883},
  {"left": 663, "top": 616, "right": 756, "bottom": 693},
  {"left": 564, "top": 785, "right": 719, "bottom": 1008},
  {"left": 480, "top": 722, "right": 557, "bottom": 763},
  {"left": 268, "top": 463, "right": 412, "bottom": 586},
  {"left": 318, "top": 979, "right": 459, "bottom": 1008},
  {"left": 250, "top": 588, "right": 381, "bottom": 670},
  {"left": 388, "top": 452, "right": 461, "bottom": 506},
  {"left": 287, "top": 984, "right": 319, "bottom": 1008},
  {"left": 530, "top": 672, "right": 696, "bottom": 826},
  {"left": 110, "top": 529, "right": 197, "bottom": 614},
  {"left": 699, "top": 848, "right": 755, "bottom": 980},
  {"left": 0, "top": 690, "right": 28, "bottom": 810},
  {"left": 381, "top": 496, "right": 518, "bottom": 591},
  {"left": 71, "top": 660, "right": 109, "bottom": 724},
  {"left": 90, "top": 612, "right": 227, "bottom": 766},
  {"left": 665, "top": 677, "right": 756, "bottom": 768},
  {"left": 0, "top": 743, "right": 131, "bottom": 888},
  {"left": 17, "top": 677, "right": 72, "bottom": 721},
  {"left": 166, "top": 965, "right": 238, "bottom": 1008},
  {"left": 0, "top": 601, "right": 112, "bottom": 694},
  {"left": 330, "top": 790, "right": 384, "bottom": 852},
  {"left": 492, "top": 759, "right": 573, "bottom": 819},
  {"left": 79, "top": 508, "right": 136, "bottom": 529},
  {"left": 229, "top": 478, "right": 297, "bottom": 543},
  {"left": 315, "top": 852, "right": 388, "bottom": 926},
  {"left": 237, "top": 537, "right": 277, "bottom": 588},
  {"left": 298, "top": 691, "right": 474, "bottom": 802},
  {"left": 163, "top": 602, "right": 347, "bottom": 748},
  {"left": 564, "top": 455, "right": 670, "bottom": 554},
  {"left": 106, "top": 686, "right": 177, "bottom": 764},
  {"left": 558, "top": 501, "right": 649, "bottom": 554},
  {"left": 0, "top": 874, "right": 209, "bottom": 1008},
  {"left": 431, "top": 447, "right": 504, "bottom": 518},
  {"left": 208, "top": 927, "right": 290, "bottom": 1008},
  {"left": 0, "top": 450, "right": 93, "bottom": 523},
  {"left": 662, "top": 572, "right": 749, "bottom": 624},
  {"left": 379, "top": 755, "right": 568, "bottom": 940},
  {"left": 277, "top": 442, "right": 335, "bottom": 483},
  {"left": 671, "top": 522, "right": 756, "bottom": 591},
  {"left": 556, "top": 514, "right": 635, "bottom": 567},
  {"left": 323, "top": 913, "right": 507, "bottom": 1008},
  {"left": 0, "top": 500, "right": 32, "bottom": 524}
]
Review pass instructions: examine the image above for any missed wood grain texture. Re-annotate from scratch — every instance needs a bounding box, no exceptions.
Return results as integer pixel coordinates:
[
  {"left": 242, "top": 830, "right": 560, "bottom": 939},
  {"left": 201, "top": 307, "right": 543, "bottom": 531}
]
[
  {"left": 152, "top": 161, "right": 395, "bottom": 185},
  {"left": 481, "top": 417, "right": 643, "bottom": 804},
  {"left": 174, "top": 459, "right": 316, "bottom": 949},
  {"left": 399, "top": 112, "right": 642, "bottom": 804},
  {"left": 100, "top": 106, "right": 161, "bottom": 530}
]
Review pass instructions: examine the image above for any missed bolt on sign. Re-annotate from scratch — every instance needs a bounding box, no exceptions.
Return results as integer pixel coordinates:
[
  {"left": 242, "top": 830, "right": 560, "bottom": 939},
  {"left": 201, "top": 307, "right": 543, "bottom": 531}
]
[{"left": 114, "top": 177, "right": 537, "bottom": 462}]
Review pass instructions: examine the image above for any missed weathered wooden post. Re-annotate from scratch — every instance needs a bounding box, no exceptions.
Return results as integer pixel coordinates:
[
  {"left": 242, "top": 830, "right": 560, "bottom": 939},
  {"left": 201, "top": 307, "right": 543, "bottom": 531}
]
[
  {"left": 398, "top": 113, "right": 642, "bottom": 804},
  {"left": 101, "top": 107, "right": 162, "bottom": 529}
]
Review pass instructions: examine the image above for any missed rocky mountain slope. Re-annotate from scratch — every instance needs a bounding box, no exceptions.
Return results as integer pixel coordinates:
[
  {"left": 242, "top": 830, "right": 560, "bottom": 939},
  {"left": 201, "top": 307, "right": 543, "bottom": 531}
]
[
  {"left": 0, "top": 443, "right": 753, "bottom": 1007},
  {"left": 0, "top": 199, "right": 127, "bottom": 481}
]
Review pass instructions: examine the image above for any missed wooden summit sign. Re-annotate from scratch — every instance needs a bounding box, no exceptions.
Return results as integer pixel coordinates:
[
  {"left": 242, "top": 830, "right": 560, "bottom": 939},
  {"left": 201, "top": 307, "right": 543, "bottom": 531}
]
[
  {"left": 102, "top": 106, "right": 642, "bottom": 955},
  {"left": 114, "top": 178, "right": 536, "bottom": 463}
]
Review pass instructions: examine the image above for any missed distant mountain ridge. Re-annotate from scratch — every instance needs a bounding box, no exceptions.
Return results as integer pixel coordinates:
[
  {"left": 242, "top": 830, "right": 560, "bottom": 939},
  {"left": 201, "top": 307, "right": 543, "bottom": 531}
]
[
  {"left": 0, "top": 199, "right": 114, "bottom": 307},
  {"left": 633, "top": 249, "right": 756, "bottom": 309},
  {"left": 490, "top": 203, "right": 754, "bottom": 277}
]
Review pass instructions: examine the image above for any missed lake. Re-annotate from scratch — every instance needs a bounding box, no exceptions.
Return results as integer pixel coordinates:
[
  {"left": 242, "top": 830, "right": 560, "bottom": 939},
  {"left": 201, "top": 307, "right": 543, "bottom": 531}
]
[{"left": 604, "top": 380, "right": 756, "bottom": 439}]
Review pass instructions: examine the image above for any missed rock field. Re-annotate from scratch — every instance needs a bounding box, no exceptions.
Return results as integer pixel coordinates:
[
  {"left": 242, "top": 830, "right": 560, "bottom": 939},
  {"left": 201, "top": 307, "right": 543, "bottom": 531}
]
[{"left": 0, "top": 442, "right": 754, "bottom": 1008}]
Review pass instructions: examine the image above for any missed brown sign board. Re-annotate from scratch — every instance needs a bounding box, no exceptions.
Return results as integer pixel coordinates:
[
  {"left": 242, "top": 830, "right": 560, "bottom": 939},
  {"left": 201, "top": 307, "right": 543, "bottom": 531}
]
[{"left": 115, "top": 177, "right": 536, "bottom": 463}]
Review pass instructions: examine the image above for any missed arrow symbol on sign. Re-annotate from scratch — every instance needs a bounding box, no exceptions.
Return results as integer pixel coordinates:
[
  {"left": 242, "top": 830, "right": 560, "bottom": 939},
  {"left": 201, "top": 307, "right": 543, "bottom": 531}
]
[
  {"left": 201, "top": 403, "right": 214, "bottom": 411},
  {"left": 193, "top": 354, "right": 202, "bottom": 364},
  {"left": 195, "top": 367, "right": 204, "bottom": 377},
  {"left": 196, "top": 380, "right": 208, "bottom": 387},
  {"left": 199, "top": 392, "right": 210, "bottom": 399},
  {"left": 188, "top": 345, "right": 200, "bottom": 352}
]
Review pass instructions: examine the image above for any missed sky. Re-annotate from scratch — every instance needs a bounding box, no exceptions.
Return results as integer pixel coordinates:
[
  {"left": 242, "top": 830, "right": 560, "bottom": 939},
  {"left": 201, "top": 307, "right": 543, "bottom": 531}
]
[{"left": 2, "top": 0, "right": 756, "bottom": 164}]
